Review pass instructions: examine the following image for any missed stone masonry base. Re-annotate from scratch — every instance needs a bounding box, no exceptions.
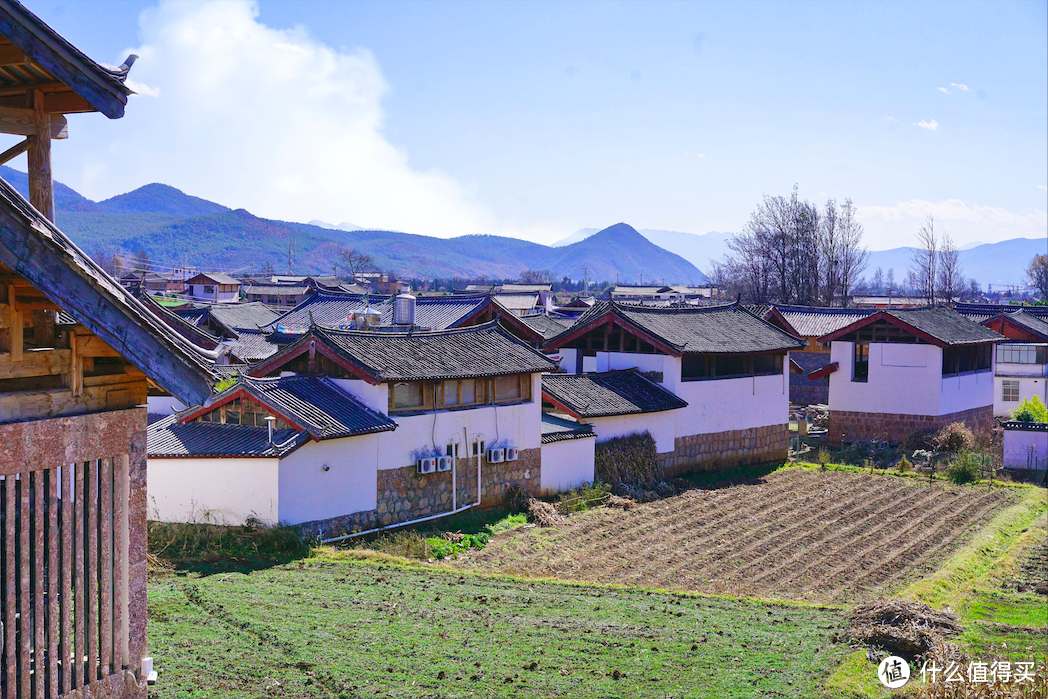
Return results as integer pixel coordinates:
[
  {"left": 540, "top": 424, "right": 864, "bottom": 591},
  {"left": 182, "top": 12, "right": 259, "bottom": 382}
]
[
  {"left": 828, "top": 405, "right": 995, "bottom": 445},
  {"left": 658, "top": 424, "right": 789, "bottom": 478},
  {"left": 299, "top": 447, "right": 541, "bottom": 540}
]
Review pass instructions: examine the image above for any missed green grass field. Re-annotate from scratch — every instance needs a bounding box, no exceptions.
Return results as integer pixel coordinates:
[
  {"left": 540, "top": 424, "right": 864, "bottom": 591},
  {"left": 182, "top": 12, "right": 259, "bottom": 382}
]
[{"left": 147, "top": 551, "right": 849, "bottom": 698}]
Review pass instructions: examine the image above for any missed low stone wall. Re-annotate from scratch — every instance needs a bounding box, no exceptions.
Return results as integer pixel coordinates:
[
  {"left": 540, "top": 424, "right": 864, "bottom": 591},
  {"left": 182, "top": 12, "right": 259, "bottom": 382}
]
[
  {"left": 828, "top": 404, "right": 994, "bottom": 444},
  {"left": 658, "top": 423, "right": 789, "bottom": 478},
  {"left": 297, "top": 448, "right": 542, "bottom": 539},
  {"left": 790, "top": 352, "right": 831, "bottom": 406}
]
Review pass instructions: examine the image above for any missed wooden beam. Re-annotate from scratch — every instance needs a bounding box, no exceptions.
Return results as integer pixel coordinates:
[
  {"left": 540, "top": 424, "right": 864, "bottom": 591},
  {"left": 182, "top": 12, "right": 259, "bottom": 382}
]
[
  {"left": 27, "top": 91, "right": 53, "bottom": 222},
  {"left": 14, "top": 295, "right": 61, "bottom": 312},
  {"left": 75, "top": 335, "right": 121, "bottom": 358},
  {"left": 0, "top": 348, "right": 70, "bottom": 380},
  {"left": 43, "top": 91, "right": 94, "bottom": 114},
  {"left": 0, "top": 107, "right": 67, "bottom": 139},
  {"left": 0, "top": 379, "right": 146, "bottom": 423},
  {"left": 0, "top": 45, "right": 28, "bottom": 67},
  {"left": 0, "top": 137, "right": 31, "bottom": 166},
  {"left": 8, "top": 284, "right": 21, "bottom": 361}
]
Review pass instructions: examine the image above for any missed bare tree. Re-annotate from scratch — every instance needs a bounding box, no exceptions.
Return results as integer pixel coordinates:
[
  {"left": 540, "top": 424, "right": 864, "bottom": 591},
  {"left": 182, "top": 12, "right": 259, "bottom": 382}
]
[
  {"left": 871, "top": 267, "right": 884, "bottom": 295},
  {"left": 336, "top": 248, "right": 378, "bottom": 281},
  {"left": 908, "top": 216, "right": 938, "bottom": 305},
  {"left": 93, "top": 249, "right": 124, "bottom": 279},
  {"left": 886, "top": 267, "right": 896, "bottom": 294},
  {"left": 1027, "top": 254, "right": 1048, "bottom": 300},
  {"left": 519, "top": 269, "right": 553, "bottom": 285},
  {"left": 835, "top": 198, "right": 868, "bottom": 307},
  {"left": 936, "top": 232, "right": 963, "bottom": 302}
]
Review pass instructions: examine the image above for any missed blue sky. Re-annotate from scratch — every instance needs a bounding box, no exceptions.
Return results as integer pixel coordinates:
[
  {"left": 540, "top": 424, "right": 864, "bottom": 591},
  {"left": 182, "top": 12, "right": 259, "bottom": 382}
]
[{"left": 13, "top": 0, "right": 1048, "bottom": 249}]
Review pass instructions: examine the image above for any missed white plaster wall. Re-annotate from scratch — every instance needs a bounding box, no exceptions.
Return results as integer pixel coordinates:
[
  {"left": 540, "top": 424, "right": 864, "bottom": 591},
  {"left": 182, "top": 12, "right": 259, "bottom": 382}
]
[
  {"left": 329, "top": 378, "right": 388, "bottom": 414},
  {"left": 994, "top": 376, "right": 1048, "bottom": 417},
  {"left": 828, "top": 342, "right": 941, "bottom": 416},
  {"left": 373, "top": 374, "right": 543, "bottom": 469},
  {"left": 588, "top": 411, "right": 677, "bottom": 454},
  {"left": 148, "top": 457, "right": 279, "bottom": 525},
  {"left": 539, "top": 437, "right": 596, "bottom": 495},
  {"left": 599, "top": 352, "right": 678, "bottom": 390},
  {"left": 939, "top": 370, "right": 994, "bottom": 415},
  {"left": 557, "top": 348, "right": 579, "bottom": 374},
  {"left": 996, "top": 361, "right": 1047, "bottom": 378},
  {"left": 675, "top": 372, "right": 788, "bottom": 435},
  {"left": 1003, "top": 429, "right": 1048, "bottom": 469},
  {"left": 278, "top": 435, "right": 380, "bottom": 525}
]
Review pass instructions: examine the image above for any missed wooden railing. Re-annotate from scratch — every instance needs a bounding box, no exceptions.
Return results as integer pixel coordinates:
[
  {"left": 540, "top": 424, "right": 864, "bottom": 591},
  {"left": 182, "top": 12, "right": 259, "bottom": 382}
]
[{"left": 1, "top": 457, "right": 132, "bottom": 698}]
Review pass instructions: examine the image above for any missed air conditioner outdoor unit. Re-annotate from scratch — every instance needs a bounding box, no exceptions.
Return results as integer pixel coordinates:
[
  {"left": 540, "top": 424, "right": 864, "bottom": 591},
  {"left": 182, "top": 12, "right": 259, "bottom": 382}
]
[
  {"left": 436, "top": 456, "right": 453, "bottom": 472},
  {"left": 505, "top": 447, "right": 519, "bottom": 461},
  {"left": 416, "top": 457, "right": 436, "bottom": 474},
  {"left": 486, "top": 447, "right": 505, "bottom": 464}
]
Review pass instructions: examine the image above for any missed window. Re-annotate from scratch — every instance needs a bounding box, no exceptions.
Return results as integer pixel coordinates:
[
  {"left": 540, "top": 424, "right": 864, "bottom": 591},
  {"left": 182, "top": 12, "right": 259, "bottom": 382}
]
[
  {"left": 852, "top": 342, "right": 869, "bottom": 383},
  {"left": 495, "top": 375, "right": 522, "bottom": 401},
  {"left": 392, "top": 382, "right": 424, "bottom": 410},
  {"left": 1001, "top": 380, "right": 1020, "bottom": 403},
  {"left": 943, "top": 344, "right": 992, "bottom": 377},
  {"left": 204, "top": 285, "right": 214, "bottom": 294},
  {"left": 681, "top": 353, "right": 784, "bottom": 381},
  {"left": 997, "top": 345, "right": 1046, "bottom": 365}
]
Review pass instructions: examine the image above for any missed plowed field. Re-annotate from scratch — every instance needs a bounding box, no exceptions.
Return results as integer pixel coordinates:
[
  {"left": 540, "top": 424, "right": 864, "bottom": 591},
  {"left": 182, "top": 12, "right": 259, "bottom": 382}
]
[{"left": 455, "top": 469, "right": 1017, "bottom": 604}]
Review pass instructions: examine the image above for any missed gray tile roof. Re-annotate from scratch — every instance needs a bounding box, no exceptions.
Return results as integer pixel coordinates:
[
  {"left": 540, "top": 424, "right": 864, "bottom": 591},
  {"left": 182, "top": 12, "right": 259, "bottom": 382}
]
[
  {"left": 542, "top": 369, "right": 688, "bottom": 418},
  {"left": 518, "top": 314, "right": 575, "bottom": 341},
  {"left": 222, "top": 329, "right": 279, "bottom": 363},
  {"left": 493, "top": 293, "right": 539, "bottom": 311},
  {"left": 378, "top": 294, "right": 490, "bottom": 329},
  {"left": 775, "top": 305, "right": 874, "bottom": 338},
  {"left": 190, "top": 272, "right": 240, "bottom": 285},
  {"left": 541, "top": 413, "right": 596, "bottom": 444},
  {"left": 552, "top": 301, "right": 804, "bottom": 354},
  {"left": 208, "top": 302, "right": 282, "bottom": 331},
  {"left": 313, "top": 321, "right": 558, "bottom": 382},
  {"left": 204, "top": 375, "right": 397, "bottom": 440},
  {"left": 996, "top": 310, "right": 1048, "bottom": 339},
  {"left": 244, "top": 284, "right": 309, "bottom": 296},
  {"left": 884, "top": 307, "right": 1003, "bottom": 345},
  {"left": 264, "top": 289, "right": 374, "bottom": 332},
  {"left": 953, "top": 302, "right": 1048, "bottom": 324},
  {"left": 148, "top": 414, "right": 306, "bottom": 458}
]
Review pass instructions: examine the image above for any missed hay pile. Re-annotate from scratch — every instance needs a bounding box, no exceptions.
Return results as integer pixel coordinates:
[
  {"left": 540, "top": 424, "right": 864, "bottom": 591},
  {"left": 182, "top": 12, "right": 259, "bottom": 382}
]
[
  {"left": 607, "top": 495, "right": 635, "bottom": 510},
  {"left": 848, "top": 599, "right": 964, "bottom": 659},
  {"left": 595, "top": 432, "right": 662, "bottom": 487},
  {"left": 526, "top": 499, "right": 564, "bottom": 527}
]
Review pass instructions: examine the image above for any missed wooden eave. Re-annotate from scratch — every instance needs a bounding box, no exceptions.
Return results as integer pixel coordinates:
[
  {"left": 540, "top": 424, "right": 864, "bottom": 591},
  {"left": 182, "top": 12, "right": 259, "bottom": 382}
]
[
  {"left": 540, "top": 392, "right": 586, "bottom": 421},
  {"left": 178, "top": 387, "right": 315, "bottom": 439},
  {"left": 545, "top": 307, "right": 681, "bottom": 356},
  {"left": 819, "top": 311, "right": 948, "bottom": 348},
  {"left": 982, "top": 315, "right": 1047, "bottom": 342},
  {"left": 807, "top": 362, "right": 838, "bottom": 381},
  {"left": 762, "top": 307, "right": 800, "bottom": 338},
  {"left": 0, "top": 1, "right": 131, "bottom": 118},
  {"left": 247, "top": 331, "right": 382, "bottom": 385}
]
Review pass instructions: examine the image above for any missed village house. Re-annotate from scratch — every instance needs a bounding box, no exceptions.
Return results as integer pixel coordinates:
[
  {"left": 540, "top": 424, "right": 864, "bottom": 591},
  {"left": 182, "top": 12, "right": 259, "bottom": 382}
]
[
  {"left": 538, "top": 413, "right": 596, "bottom": 494},
  {"left": 149, "top": 321, "right": 562, "bottom": 538},
  {"left": 976, "top": 309, "right": 1048, "bottom": 417},
  {"left": 812, "top": 307, "right": 1002, "bottom": 444},
  {"left": 0, "top": 2, "right": 216, "bottom": 693},
  {"left": 119, "top": 271, "right": 185, "bottom": 296},
  {"left": 184, "top": 272, "right": 241, "bottom": 303},
  {"left": 545, "top": 301, "right": 804, "bottom": 475},
  {"left": 243, "top": 281, "right": 309, "bottom": 308}
]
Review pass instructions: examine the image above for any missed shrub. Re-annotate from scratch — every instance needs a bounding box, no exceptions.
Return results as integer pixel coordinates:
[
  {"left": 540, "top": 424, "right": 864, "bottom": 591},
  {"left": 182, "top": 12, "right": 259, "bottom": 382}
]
[
  {"left": 933, "top": 422, "right": 975, "bottom": 455},
  {"left": 945, "top": 452, "right": 982, "bottom": 484},
  {"left": 816, "top": 448, "right": 831, "bottom": 470},
  {"left": 426, "top": 532, "right": 490, "bottom": 560},
  {"left": 904, "top": 428, "right": 937, "bottom": 454},
  {"left": 896, "top": 455, "right": 912, "bottom": 473},
  {"left": 1011, "top": 395, "right": 1048, "bottom": 423}
]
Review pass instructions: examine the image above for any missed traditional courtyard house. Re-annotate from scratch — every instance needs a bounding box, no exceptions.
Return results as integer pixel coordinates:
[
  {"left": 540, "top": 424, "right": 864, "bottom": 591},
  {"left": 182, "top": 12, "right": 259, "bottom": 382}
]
[
  {"left": 545, "top": 302, "right": 803, "bottom": 474},
  {"left": 184, "top": 272, "right": 241, "bottom": 303},
  {"left": 814, "top": 307, "right": 1002, "bottom": 443},
  {"left": 980, "top": 310, "right": 1048, "bottom": 417},
  {"left": 237, "top": 321, "right": 559, "bottom": 536},
  {"left": 148, "top": 375, "right": 397, "bottom": 527},
  {"left": 607, "top": 285, "right": 677, "bottom": 302},
  {"left": 763, "top": 305, "right": 874, "bottom": 405},
  {"left": 243, "top": 281, "right": 309, "bottom": 308},
  {"left": 0, "top": 2, "right": 216, "bottom": 692},
  {"left": 542, "top": 369, "right": 687, "bottom": 457},
  {"left": 555, "top": 295, "right": 596, "bottom": 317}
]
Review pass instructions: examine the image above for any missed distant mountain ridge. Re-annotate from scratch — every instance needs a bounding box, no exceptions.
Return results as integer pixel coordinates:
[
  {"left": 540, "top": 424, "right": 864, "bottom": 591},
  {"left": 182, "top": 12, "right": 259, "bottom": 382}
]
[
  {"left": 0, "top": 166, "right": 704, "bottom": 283},
  {"left": 557, "top": 227, "right": 733, "bottom": 272}
]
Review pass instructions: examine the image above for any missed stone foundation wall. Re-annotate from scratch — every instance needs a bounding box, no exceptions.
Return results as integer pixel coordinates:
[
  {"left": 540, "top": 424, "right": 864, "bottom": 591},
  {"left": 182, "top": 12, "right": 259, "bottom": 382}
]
[
  {"left": 790, "top": 352, "right": 831, "bottom": 406},
  {"left": 298, "top": 448, "right": 542, "bottom": 539},
  {"left": 828, "top": 404, "right": 995, "bottom": 444},
  {"left": 658, "top": 423, "right": 789, "bottom": 478}
]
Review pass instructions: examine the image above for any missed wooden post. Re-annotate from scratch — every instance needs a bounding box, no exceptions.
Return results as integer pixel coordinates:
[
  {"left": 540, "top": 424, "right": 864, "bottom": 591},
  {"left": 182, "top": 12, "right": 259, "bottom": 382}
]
[
  {"left": 28, "top": 90, "right": 54, "bottom": 223},
  {"left": 8, "top": 284, "right": 21, "bottom": 362}
]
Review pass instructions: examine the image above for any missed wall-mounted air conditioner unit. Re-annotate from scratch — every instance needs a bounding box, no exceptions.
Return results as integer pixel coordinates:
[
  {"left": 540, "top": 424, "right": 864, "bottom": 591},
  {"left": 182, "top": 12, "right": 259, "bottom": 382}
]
[
  {"left": 486, "top": 447, "right": 505, "bottom": 464},
  {"left": 436, "top": 456, "right": 453, "bottom": 472},
  {"left": 505, "top": 447, "right": 519, "bottom": 461},
  {"left": 416, "top": 457, "right": 436, "bottom": 474}
]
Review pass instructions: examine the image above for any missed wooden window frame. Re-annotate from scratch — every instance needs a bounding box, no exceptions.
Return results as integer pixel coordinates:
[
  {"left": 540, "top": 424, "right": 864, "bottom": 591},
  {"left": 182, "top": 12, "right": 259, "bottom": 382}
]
[{"left": 1001, "top": 379, "right": 1020, "bottom": 403}]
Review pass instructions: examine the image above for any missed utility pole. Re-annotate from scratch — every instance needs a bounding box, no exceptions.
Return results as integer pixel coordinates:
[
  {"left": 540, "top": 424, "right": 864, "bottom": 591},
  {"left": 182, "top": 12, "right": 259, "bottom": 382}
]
[
  {"left": 287, "top": 238, "right": 294, "bottom": 274},
  {"left": 583, "top": 266, "right": 589, "bottom": 292}
]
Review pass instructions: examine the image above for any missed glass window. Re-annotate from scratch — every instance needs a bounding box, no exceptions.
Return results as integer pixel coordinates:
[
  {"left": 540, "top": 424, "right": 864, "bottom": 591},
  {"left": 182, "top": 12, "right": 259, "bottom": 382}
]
[
  {"left": 204, "top": 285, "right": 214, "bottom": 294},
  {"left": 392, "top": 382, "right": 424, "bottom": 410},
  {"left": 460, "top": 379, "right": 477, "bottom": 405},
  {"left": 715, "top": 355, "right": 749, "bottom": 378},
  {"left": 853, "top": 343, "right": 869, "bottom": 383},
  {"left": 1001, "top": 380, "right": 1020, "bottom": 403},
  {"left": 495, "top": 375, "right": 521, "bottom": 401},
  {"left": 443, "top": 380, "right": 460, "bottom": 406}
]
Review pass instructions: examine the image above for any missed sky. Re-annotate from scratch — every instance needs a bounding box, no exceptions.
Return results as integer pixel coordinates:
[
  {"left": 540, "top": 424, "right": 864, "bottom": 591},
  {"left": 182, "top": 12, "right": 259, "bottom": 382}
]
[{"left": 8, "top": 0, "right": 1048, "bottom": 251}]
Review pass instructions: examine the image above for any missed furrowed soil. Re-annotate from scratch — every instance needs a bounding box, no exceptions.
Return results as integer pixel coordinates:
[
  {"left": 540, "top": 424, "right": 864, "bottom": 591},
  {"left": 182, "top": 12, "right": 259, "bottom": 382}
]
[
  {"left": 454, "top": 469, "right": 1018, "bottom": 604},
  {"left": 147, "top": 555, "right": 848, "bottom": 698}
]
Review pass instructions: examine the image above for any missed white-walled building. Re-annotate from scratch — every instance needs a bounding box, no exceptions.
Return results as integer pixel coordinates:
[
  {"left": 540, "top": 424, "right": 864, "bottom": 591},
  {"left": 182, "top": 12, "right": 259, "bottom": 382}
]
[
  {"left": 814, "top": 307, "right": 1002, "bottom": 443},
  {"left": 546, "top": 302, "right": 803, "bottom": 475},
  {"left": 185, "top": 272, "right": 242, "bottom": 303},
  {"left": 539, "top": 414, "right": 596, "bottom": 495}
]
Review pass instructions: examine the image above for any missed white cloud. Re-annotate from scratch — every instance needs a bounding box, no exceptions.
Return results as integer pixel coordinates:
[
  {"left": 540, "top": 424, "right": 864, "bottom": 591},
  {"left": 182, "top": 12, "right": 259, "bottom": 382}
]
[
  {"left": 857, "top": 199, "right": 1048, "bottom": 249},
  {"left": 950, "top": 83, "right": 970, "bottom": 92},
  {"left": 886, "top": 116, "right": 897, "bottom": 122},
  {"left": 124, "top": 78, "right": 160, "bottom": 97},
  {"left": 1039, "top": 185, "right": 1047, "bottom": 192},
  {"left": 937, "top": 87, "right": 950, "bottom": 94},
  {"left": 58, "top": 0, "right": 493, "bottom": 238},
  {"left": 914, "top": 119, "right": 939, "bottom": 131}
]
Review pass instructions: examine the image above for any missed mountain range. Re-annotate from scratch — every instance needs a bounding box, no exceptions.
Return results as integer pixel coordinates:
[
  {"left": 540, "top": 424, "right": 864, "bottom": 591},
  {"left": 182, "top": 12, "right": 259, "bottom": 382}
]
[{"left": 2, "top": 166, "right": 704, "bottom": 284}]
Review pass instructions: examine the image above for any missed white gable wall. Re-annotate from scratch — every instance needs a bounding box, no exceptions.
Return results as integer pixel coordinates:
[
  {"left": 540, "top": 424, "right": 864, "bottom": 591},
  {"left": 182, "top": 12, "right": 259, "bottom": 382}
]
[
  {"left": 539, "top": 437, "right": 596, "bottom": 494},
  {"left": 278, "top": 435, "right": 380, "bottom": 525},
  {"left": 829, "top": 341, "right": 942, "bottom": 416},
  {"left": 994, "top": 375, "right": 1047, "bottom": 417},
  {"left": 587, "top": 410, "right": 677, "bottom": 454},
  {"left": 148, "top": 457, "right": 279, "bottom": 525}
]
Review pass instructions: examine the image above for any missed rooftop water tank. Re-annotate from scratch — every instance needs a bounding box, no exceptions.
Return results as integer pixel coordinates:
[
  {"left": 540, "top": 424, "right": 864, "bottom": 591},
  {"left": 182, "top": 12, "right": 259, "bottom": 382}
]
[
  {"left": 364, "top": 307, "right": 382, "bottom": 327},
  {"left": 393, "top": 293, "right": 416, "bottom": 326}
]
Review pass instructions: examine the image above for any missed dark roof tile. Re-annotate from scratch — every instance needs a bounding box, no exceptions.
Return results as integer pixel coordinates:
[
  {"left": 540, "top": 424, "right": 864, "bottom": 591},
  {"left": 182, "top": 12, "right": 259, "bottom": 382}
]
[
  {"left": 148, "top": 414, "right": 305, "bottom": 457},
  {"left": 541, "top": 413, "right": 596, "bottom": 444},
  {"left": 542, "top": 369, "right": 687, "bottom": 418}
]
